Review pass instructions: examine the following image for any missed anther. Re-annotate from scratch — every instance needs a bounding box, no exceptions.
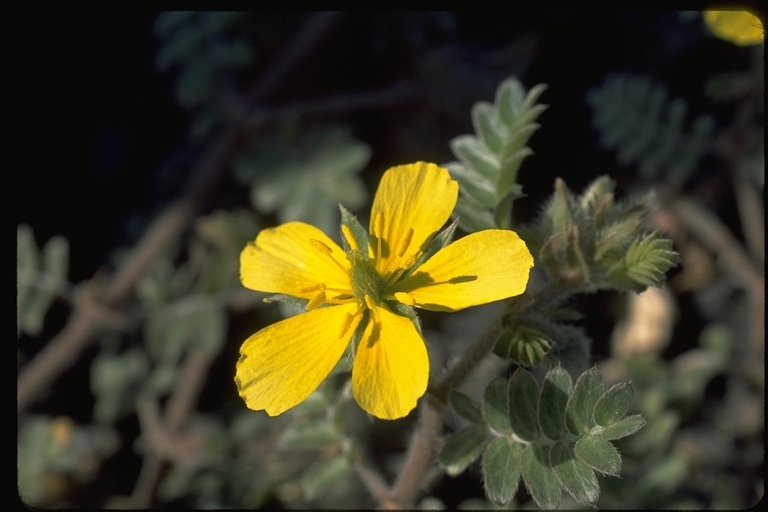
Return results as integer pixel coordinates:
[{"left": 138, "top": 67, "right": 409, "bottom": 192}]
[
  {"left": 309, "top": 238, "right": 333, "bottom": 255},
  {"left": 397, "top": 228, "right": 414, "bottom": 257},
  {"left": 364, "top": 295, "right": 377, "bottom": 311},
  {"left": 307, "top": 290, "right": 327, "bottom": 310}
]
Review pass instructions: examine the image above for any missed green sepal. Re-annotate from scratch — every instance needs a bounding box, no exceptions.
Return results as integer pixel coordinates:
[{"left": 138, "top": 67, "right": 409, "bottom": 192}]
[
  {"left": 339, "top": 203, "right": 370, "bottom": 259},
  {"left": 508, "top": 369, "right": 540, "bottom": 442},
  {"left": 565, "top": 367, "right": 604, "bottom": 436},
  {"left": 574, "top": 434, "right": 622, "bottom": 477},
  {"left": 521, "top": 443, "right": 561, "bottom": 510},
  {"left": 450, "top": 390, "right": 484, "bottom": 424},
  {"left": 549, "top": 441, "right": 599, "bottom": 506},
  {"left": 594, "top": 381, "right": 634, "bottom": 426},
  {"left": 493, "top": 325, "right": 552, "bottom": 367},
  {"left": 482, "top": 378, "right": 512, "bottom": 435},
  {"left": 481, "top": 436, "right": 522, "bottom": 505},
  {"left": 538, "top": 366, "right": 573, "bottom": 441},
  {"left": 438, "top": 424, "right": 488, "bottom": 477},
  {"left": 600, "top": 413, "right": 647, "bottom": 441}
]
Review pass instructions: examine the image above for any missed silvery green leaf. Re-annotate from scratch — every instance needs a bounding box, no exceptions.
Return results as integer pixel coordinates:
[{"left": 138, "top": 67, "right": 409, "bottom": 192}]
[
  {"left": 601, "top": 414, "right": 647, "bottom": 441},
  {"left": 450, "top": 135, "right": 500, "bottom": 182},
  {"left": 565, "top": 367, "right": 604, "bottom": 436},
  {"left": 482, "top": 436, "right": 521, "bottom": 505},
  {"left": 508, "top": 369, "right": 540, "bottom": 442},
  {"left": 574, "top": 435, "right": 622, "bottom": 476},
  {"left": 453, "top": 196, "right": 496, "bottom": 233},
  {"left": 482, "top": 378, "right": 512, "bottom": 435},
  {"left": 594, "top": 382, "right": 634, "bottom": 426},
  {"left": 520, "top": 443, "right": 561, "bottom": 510},
  {"left": 472, "top": 102, "right": 508, "bottom": 155},
  {"left": 279, "top": 421, "right": 338, "bottom": 450},
  {"left": 549, "top": 441, "right": 599, "bottom": 506},
  {"left": 539, "top": 366, "right": 572, "bottom": 441}
]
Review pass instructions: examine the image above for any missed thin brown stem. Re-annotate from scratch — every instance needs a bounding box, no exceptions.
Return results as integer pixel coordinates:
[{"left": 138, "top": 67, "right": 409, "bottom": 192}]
[{"left": 388, "top": 395, "right": 445, "bottom": 508}]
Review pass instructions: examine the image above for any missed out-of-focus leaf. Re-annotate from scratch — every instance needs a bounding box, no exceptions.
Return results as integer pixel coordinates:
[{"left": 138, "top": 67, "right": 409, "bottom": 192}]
[
  {"left": 301, "top": 455, "right": 351, "bottom": 500},
  {"left": 438, "top": 425, "right": 488, "bottom": 477},
  {"left": 278, "top": 421, "right": 338, "bottom": 450}
]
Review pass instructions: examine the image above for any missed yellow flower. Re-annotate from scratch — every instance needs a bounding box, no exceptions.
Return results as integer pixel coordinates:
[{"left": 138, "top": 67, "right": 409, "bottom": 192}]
[
  {"left": 703, "top": 10, "right": 764, "bottom": 46},
  {"left": 235, "top": 162, "right": 533, "bottom": 419}
]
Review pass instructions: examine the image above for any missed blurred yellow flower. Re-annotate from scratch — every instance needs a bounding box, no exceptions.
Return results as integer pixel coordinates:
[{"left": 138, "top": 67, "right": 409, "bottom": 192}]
[
  {"left": 235, "top": 162, "right": 533, "bottom": 419},
  {"left": 704, "top": 9, "right": 764, "bottom": 46}
]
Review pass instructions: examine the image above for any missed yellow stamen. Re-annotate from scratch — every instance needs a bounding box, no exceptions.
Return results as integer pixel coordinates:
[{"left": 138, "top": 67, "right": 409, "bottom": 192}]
[
  {"left": 306, "top": 290, "right": 327, "bottom": 310},
  {"left": 298, "top": 283, "right": 325, "bottom": 294},
  {"left": 364, "top": 295, "right": 377, "bottom": 311},
  {"left": 339, "top": 312, "right": 354, "bottom": 338},
  {"left": 341, "top": 225, "right": 359, "bottom": 251},
  {"left": 309, "top": 238, "right": 349, "bottom": 275},
  {"left": 397, "top": 228, "right": 414, "bottom": 257},
  {"left": 309, "top": 238, "right": 333, "bottom": 255}
]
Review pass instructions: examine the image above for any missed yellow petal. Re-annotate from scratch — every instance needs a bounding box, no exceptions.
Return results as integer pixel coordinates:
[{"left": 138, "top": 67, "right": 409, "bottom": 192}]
[
  {"left": 351, "top": 305, "right": 429, "bottom": 419},
  {"left": 236, "top": 303, "right": 361, "bottom": 416},
  {"left": 369, "top": 163, "right": 458, "bottom": 277},
  {"left": 704, "top": 10, "right": 764, "bottom": 46},
  {"left": 240, "top": 222, "right": 352, "bottom": 299},
  {"left": 391, "top": 230, "right": 533, "bottom": 312}
]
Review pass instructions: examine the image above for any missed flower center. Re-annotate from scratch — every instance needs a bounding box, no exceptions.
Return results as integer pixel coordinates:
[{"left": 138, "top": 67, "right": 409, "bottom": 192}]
[{"left": 346, "top": 249, "right": 387, "bottom": 303}]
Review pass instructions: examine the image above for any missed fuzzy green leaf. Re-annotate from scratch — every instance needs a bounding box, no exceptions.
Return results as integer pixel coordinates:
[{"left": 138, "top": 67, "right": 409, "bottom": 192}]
[
  {"left": 482, "top": 436, "right": 521, "bottom": 505},
  {"left": 472, "top": 102, "right": 508, "bottom": 155},
  {"left": 508, "top": 369, "right": 540, "bottom": 441},
  {"left": 439, "top": 425, "right": 488, "bottom": 477},
  {"left": 606, "top": 232, "right": 679, "bottom": 292},
  {"left": 574, "top": 435, "right": 622, "bottom": 476},
  {"left": 445, "top": 161, "right": 498, "bottom": 208},
  {"left": 301, "top": 455, "right": 351, "bottom": 500},
  {"left": 549, "top": 441, "right": 600, "bottom": 505},
  {"left": 594, "top": 382, "right": 634, "bottom": 426},
  {"left": 600, "top": 414, "right": 647, "bottom": 441},
  {"left": 483, "top": 378, "right": 512, "bottom": 435},
  {"left": 521, "top": 443, "right": 561, "bottom": 510},
  {"left": 450, "top": 135, "right": 500, "bottom": 182},
  {"left": 539, "top": 366, "right": 573, "bottom": 441},
  {"left": 450, "top": 390, "right": 484, "bottom": 424},
  {"left": 565, "top": 368, "right": 604, "bottom": 436}
]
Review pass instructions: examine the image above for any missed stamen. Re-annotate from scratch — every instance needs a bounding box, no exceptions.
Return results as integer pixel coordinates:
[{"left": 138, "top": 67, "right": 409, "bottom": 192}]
[
  {"left": 364, "top": 294, "right": 377, "bottom": 311},
  {"left": 339, "top": 312, "right": 354, "bottom": 338},
  {"left": 397, "top": 228, "right": 414, "bottom": 257},
  {"left": 309, "top": 238, "right": 349, "bottom": 275},
  {"left": 341, "top": 225, "right": 359, "bottom": 252},
  {"left": 306, "top": 290, "right": 327, "bottom": 310},
  {"left": 298, "top": 283, "right": 325, "bottom": 294},
  {"left": 309, "top": 238, "right": 333, "bottom": 255}
]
